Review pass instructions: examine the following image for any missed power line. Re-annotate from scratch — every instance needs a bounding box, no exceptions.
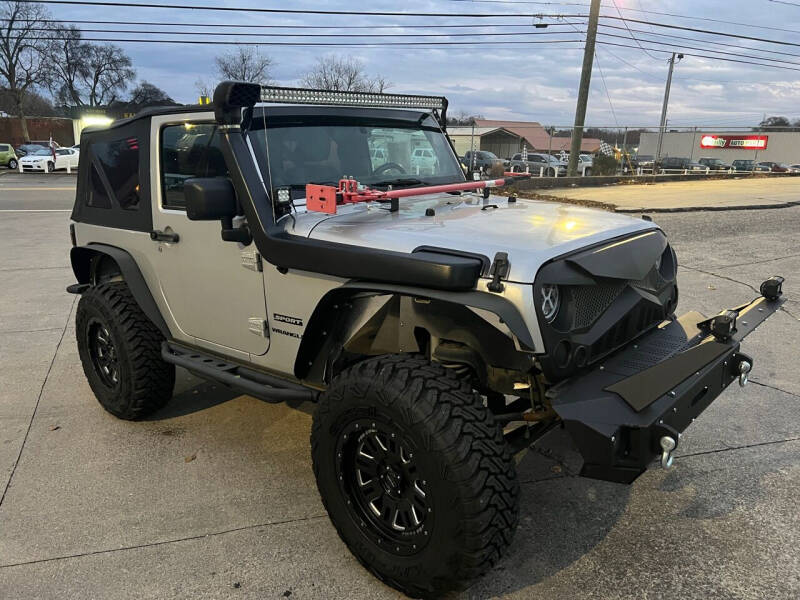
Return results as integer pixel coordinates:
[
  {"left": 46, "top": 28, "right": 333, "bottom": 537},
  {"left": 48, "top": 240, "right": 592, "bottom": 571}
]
[
  {"left": 593, "top": 51, "right": 619, "bottom": 127},
  {"left": 0, "top": 18, "right": 588, "bottom": 29},
  {"left": 597, "top": 40, "right": 800, "bottom": 72},
  {"left": 608, "top": 0, "right": 659, "bottom": 60},
  {"left": 25, "top": 22, "right": 800, "bottom": 65},
  {"left": 600, "top": 23, "right": 800, "bottom": 60},
  {"left": 598, "top": 15, "right": 800, "bottom": 49},
  {"left": 604, "top": 4, "right": 800, "bottom": 37},
  {"left": 7, "top": 27, "right": 586, "bottom": 39},
  {"left": 14, "top": 0, "right": 589, "bottom": 18},
  {"left": 18, "top": 3, "right": 800, "bottom": 51},
  {"left": 0, "top": 35, "right": 588, "bottom": 47},
  {"left": 598, "top": 31, "right": 800, "bottom": 67}
]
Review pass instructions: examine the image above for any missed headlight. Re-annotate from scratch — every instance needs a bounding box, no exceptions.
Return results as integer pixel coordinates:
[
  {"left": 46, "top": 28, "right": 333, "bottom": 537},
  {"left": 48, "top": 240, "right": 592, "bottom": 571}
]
[{"left": 541, "top": 284, "right": 560, "bottom": 323}]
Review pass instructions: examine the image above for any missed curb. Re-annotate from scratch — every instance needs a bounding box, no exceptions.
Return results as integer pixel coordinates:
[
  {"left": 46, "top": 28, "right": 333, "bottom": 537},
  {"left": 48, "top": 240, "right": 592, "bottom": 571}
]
[{"left": 517, "top": 192, "right": 800, "bottom": 214}]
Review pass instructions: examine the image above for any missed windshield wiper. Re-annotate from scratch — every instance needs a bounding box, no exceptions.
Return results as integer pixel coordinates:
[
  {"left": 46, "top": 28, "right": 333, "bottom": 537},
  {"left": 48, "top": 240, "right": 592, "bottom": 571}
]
[{"left": 370, "top": 178, "right": 428, "bottom": 188}]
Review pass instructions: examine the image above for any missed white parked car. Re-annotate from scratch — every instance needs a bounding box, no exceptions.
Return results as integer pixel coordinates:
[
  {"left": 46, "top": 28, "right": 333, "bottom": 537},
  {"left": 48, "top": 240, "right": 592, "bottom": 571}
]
[
  {"left": 20, "top": 147, "right": 80, "bottom": 173},
  {"left": 410, "top": 146, "right": 438, "bottom": 175}
]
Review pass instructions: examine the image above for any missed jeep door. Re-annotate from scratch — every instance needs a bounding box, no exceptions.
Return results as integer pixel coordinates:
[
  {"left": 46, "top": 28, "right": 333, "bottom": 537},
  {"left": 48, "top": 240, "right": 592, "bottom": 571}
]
[{"left": 148, "top": 115, "right": 270, "bottom": 356}]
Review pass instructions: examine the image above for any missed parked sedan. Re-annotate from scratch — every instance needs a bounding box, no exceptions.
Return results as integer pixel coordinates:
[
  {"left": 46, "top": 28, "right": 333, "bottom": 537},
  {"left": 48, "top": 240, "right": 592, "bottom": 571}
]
[
  {"left": 20, "top": 147, "right": 79, "bottom": 173},
  {"left": 508, "top": 152, "right": 567, "bottom": 176},
  {"left": 659, "top": 156, "right": 706, "bottom": 173},
  {"left": 698, "top": 157, "right": 731, "bottom": 171},
  {"left": 630, "top": 154, "right": 655, "bottom": 171},
  {"left": 758, "top": 161, "right": 789, "bottom": 173},
  {"left": 731, "top": 159, "right": 770, "bottom": 172}
]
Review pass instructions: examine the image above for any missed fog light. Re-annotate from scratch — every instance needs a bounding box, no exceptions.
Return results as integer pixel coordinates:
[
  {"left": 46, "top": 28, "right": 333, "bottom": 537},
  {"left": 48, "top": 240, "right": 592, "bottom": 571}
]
[{"left": 541, "top": 284, "right": 560, "bottom": 323}]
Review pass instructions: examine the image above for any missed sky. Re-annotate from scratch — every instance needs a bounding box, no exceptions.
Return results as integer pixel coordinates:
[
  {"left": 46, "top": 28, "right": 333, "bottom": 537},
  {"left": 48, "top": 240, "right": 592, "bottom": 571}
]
[{"left": 42, "top": 0, "right": 800, "bottom": 128}]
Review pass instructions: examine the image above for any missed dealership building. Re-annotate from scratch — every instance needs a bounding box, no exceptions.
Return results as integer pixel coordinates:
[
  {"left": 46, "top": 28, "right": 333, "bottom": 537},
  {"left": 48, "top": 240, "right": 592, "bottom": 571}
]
[{"left": 638, "top": 131, "right": 800, "bottom": 164}]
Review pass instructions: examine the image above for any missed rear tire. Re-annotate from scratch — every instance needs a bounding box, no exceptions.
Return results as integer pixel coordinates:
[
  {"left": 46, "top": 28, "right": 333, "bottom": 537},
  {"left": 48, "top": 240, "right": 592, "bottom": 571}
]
[
  {"left": 311, "top": 355, "right": 519, "bottom": 598},
  {"left": 76, "top": 282, "right": 174, "bottom": 420}
]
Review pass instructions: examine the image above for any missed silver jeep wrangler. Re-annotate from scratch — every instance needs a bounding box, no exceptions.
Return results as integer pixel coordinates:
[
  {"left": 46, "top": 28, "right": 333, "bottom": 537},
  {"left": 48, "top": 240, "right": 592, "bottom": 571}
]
[{"left": 67, "top": 82, "right": 785, "bottom": 598}]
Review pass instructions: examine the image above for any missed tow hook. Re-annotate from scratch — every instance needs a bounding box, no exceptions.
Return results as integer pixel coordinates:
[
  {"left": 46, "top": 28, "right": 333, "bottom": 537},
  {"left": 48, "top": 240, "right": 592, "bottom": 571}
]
[
  {"left": 738, "top": 360, "right": 751, "bottom": 387},
  {"left": 659, "top": 436, "right": 677, "bottom": 469}
]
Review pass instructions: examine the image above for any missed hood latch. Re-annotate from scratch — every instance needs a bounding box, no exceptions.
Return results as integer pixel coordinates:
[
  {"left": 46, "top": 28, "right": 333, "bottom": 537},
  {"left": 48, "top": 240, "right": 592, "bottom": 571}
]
[{"left": 487, "top": 252, "right": 510, "bottom": 293}]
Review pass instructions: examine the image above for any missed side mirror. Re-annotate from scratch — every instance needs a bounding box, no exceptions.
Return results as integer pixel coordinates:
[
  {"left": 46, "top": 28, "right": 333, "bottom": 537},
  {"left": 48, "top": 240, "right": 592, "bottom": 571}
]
[
  {"left": 184, "top": 177, "right": 251, "bottom": 244},
  {"left": 184, "top": 177, "right": 237, "bottom": 221}
]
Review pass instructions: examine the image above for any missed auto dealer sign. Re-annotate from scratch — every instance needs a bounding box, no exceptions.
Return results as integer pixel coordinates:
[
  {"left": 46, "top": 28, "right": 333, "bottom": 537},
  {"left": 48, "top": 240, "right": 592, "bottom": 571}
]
[{"left": 699, "top": 134, "right": 768, "bottom": 150}]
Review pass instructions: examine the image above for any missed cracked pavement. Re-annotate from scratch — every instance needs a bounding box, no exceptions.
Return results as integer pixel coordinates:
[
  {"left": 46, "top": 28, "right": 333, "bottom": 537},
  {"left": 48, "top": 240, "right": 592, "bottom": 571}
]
[{"left": 0, "top": 175, "right": 798, "bottom": 599}]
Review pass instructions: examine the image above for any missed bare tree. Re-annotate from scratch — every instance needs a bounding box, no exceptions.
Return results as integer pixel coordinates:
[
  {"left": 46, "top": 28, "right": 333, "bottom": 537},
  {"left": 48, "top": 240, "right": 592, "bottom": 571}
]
[
  {"left": 194, "top": 77, "right": 213, "bottom": 100},
  {"left": 44, "top": 25, "right": 88, "bottom": 107},
  {"left": 127, "top": 80, "right": 175, "bottom": 109},
  {"left": 300, "top": 55, "right": 390, "bottom": 92},
  {"left": 84, "top": 43, "right": 135, "bottom": 106},
  {"left": 215, "top": 47, "right": 273, "bottom": 83},
  {"left": 0, "top": 1, "right": 51, "bottom": 140},
  {"left": 45, "top": 25, "right": 134, "bottom": 108}
]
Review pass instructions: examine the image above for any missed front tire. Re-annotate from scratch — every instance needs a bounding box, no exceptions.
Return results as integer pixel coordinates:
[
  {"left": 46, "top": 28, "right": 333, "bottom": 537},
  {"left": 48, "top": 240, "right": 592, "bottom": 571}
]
[
  {"left": 76, "top": 282, "right": 174, "bottom": 420},
  {"left": 8, "top": 158, "right": 17, "bottom": 170},
  {"left": 47, "top": 161, "right": 54, "bottom": 173},
  {"left": 311, "top": 355, "right": 519, "bottom": 598}
]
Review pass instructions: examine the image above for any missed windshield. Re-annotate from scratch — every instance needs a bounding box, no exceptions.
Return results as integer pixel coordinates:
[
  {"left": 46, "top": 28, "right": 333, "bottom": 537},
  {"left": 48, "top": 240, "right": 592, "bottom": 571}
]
[
  {"left": 32, "top": 149, "right": 52, "bottom": 156},
  {"left": 544, "top": 155, "right": 561, "bottom": 163},
  {"left": 249, "top": 114, "right": 464, "bottom": 190}
]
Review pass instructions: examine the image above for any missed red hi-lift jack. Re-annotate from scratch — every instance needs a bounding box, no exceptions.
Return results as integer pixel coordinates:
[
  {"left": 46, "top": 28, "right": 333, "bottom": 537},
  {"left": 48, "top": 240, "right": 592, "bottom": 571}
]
[{"left": 305, "top": 173, "right": 530, "bottom": 214}]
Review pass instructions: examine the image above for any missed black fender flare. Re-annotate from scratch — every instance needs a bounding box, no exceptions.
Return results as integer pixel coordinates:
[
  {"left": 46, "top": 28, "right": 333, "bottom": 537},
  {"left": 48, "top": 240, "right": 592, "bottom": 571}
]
[
  {"left": 69, "top": 244, "right": 170, "bottom": 337},
  {"left": 294, "top": 282, "right": 537, "bottom": 381}
]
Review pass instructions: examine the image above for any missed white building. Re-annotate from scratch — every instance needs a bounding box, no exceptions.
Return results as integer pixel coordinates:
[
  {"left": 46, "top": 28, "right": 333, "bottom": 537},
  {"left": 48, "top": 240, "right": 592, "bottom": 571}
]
[{"left": 639, "top": 130, "right": 800, "bottom": 164}]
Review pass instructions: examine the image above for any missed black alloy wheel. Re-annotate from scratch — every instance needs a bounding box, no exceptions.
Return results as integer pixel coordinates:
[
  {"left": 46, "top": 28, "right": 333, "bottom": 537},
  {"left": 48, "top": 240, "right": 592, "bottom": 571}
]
[
  {"left": 336, "top": 417, "right": 431, "bottom": 556},
  {"left": 86, "top": 318, "right": 119, "bottom": 388}
]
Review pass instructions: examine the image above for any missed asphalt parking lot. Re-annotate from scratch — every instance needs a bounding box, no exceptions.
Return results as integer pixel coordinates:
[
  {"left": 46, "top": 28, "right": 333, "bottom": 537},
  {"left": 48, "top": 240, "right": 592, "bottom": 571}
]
[{"left": 0, "top": 172, "right": 798, "bottom": 599}]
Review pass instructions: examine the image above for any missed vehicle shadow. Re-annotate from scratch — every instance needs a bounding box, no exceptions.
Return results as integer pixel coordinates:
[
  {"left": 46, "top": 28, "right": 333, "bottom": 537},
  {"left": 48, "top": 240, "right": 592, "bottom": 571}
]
[
  {"left": 146, "top": 367, "right": 318, "bottom": 421},
  {"left": 458, "top": 428, "right": 632, "bottom": 599},
  {"left": 145, "top": 378, "right": 240, "bottom": 420}
]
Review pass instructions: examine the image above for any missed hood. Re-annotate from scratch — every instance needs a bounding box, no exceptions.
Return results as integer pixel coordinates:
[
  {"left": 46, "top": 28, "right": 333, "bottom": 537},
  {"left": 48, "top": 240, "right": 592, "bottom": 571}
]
[
  {"left": 287, "top": 193, "right": 657, "bottom": 283},
  {"left": 21, "top": 155, "right": 48, "bottom": 162}
]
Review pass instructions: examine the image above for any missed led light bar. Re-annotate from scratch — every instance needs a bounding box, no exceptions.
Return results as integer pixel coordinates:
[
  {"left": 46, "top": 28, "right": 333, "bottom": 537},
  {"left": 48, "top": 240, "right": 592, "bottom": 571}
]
[{"left": 259, "top": 86, "right": 446, "bottom": 113}]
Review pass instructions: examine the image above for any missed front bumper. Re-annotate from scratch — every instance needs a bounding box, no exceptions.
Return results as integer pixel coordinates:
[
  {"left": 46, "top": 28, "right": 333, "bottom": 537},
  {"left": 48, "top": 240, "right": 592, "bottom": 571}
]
[{"left": 548, "top": 279, "right": 785, "bottom": 483}]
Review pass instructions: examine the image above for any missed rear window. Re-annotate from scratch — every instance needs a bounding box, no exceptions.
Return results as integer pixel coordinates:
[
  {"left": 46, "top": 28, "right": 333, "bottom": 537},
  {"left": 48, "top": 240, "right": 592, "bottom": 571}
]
[{"left": 89, "top": 137, "right": 141, "bottom": 210}]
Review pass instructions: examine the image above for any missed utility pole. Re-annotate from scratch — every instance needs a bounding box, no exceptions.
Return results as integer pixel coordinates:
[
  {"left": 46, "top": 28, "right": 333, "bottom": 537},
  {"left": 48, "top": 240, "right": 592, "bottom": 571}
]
[
  {"left": 567, "top": 0, "right": 601, "bottom": 177},
  {"left": 655, "top": 52, "right": 682, "bottom": 162}
]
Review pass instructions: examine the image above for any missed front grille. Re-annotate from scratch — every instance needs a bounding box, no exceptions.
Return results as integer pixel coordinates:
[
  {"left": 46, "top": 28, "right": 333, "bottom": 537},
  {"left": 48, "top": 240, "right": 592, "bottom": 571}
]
[
  {"left": 589, "top": 301, "right": 663, "bottom": 360},
  {"left": 570, "top": 284, "right": 626, "bottom": 329}
]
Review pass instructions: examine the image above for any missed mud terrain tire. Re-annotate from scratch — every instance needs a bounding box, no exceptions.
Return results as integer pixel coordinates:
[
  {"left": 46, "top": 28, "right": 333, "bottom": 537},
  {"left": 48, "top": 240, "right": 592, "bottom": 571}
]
[
  {"left": 311, "top": 355, "right": 519, "bottom": 598},
  {"left": 76, "top": 282, "right": 174, "bottom": 420}
]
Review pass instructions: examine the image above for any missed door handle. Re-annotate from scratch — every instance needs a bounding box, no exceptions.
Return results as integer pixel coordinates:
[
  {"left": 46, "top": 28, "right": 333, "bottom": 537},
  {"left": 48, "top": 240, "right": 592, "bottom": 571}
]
[{"left": 150, "top": 229, "right": 180, "bottom": 243}]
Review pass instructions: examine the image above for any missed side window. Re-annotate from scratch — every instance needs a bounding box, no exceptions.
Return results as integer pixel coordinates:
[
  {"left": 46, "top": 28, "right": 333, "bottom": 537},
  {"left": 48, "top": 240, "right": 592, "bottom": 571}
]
[
  {"left": 88, "top": 164, "right": 112, "bottom": 208},
  {"left": 89, "top": 137, "right": 141, "bottom": 210},
  {"left": 0, "top": 144, "right": 8, "bottom": 152},
  {"left": 160, "top": 123, "right": 227, "bottom": 211}
]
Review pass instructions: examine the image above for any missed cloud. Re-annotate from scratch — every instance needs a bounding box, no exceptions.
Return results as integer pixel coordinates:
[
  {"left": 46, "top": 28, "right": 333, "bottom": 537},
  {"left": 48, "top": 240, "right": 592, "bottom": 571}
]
[{"left": 51, "top": 0, "right": 800, "bottom": 126}]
